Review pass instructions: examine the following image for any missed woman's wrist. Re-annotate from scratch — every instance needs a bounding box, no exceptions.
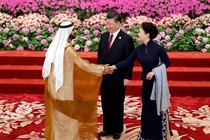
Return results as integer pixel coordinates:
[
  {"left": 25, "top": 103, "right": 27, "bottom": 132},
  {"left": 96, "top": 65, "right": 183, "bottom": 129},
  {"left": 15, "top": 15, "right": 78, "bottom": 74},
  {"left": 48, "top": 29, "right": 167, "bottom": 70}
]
[{"left": 110, "top": 65, "right": 117, "bottom": 70}]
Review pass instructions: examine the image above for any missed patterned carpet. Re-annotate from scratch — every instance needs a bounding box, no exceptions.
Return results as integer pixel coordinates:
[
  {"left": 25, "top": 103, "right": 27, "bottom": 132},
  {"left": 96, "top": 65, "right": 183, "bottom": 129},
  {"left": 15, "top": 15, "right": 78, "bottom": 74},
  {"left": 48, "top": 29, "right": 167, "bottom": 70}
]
[{"left": 0, "top": 94, "right": 210, "bottom": 140}]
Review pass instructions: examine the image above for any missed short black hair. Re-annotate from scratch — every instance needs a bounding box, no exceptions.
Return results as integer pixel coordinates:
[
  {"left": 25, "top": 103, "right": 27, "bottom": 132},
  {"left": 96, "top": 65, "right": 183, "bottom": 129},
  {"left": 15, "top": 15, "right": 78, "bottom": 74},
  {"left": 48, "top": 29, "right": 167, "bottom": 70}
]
[
  {"left": 107, "top": 10, "right": 122, "bottom": 23},
  {"left": 141, "top": 22, "right": 158, "bottom": 39}
]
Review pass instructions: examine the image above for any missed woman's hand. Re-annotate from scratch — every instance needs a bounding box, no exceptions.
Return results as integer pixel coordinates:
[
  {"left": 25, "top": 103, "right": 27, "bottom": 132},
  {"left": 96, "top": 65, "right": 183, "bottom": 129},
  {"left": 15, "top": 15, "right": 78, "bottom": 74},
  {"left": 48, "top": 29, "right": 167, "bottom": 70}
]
[
  {"left": 146, "top": 71, "right": 154, "bottom": 80},
  {"left": 124, "top": 79, "right": 130, "bottom": 86},
  {"left": 108, "top": 65, "right": 117, "bottom": 71}
]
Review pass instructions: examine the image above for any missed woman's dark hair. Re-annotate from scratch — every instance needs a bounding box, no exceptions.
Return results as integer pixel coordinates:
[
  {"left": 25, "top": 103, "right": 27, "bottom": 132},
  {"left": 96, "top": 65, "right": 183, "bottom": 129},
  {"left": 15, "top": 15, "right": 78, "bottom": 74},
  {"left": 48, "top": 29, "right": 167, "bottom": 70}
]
[
  {"left": 141, "top": 22, "right": 158, "bottom": 39},
  {"left": 107, "top": 10, "right": 122, "bottom": 23}
]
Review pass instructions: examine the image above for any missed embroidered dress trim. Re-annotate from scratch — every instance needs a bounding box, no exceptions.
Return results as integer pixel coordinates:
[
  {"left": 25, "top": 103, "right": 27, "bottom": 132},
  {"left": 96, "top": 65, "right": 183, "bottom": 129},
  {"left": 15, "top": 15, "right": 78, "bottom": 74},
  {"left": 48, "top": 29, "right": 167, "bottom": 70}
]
[{"left": 137, "top": 111, "right": 167, "bottom": 140}]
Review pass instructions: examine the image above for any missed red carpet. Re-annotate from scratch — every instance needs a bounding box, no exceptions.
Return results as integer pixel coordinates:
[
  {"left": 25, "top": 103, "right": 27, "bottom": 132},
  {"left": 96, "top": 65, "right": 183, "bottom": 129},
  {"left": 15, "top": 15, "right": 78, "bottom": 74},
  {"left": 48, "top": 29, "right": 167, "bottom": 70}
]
[
  {"left": 0, "top": 94, "right": 210, "bottom": 140},
  {"left": 0, "top": 50, "right": 210, "bottom": 139}
]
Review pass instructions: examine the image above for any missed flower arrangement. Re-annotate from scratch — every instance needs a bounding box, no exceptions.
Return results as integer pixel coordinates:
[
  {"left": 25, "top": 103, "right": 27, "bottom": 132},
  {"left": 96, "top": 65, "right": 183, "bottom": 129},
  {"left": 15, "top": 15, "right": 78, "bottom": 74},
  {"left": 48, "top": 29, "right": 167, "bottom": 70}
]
[
  {"left": 12, "top": 13, "right": 49, "bottom": 28},
  {"left": 0, "top": 12, "right": 209, "bottom": 52},
  {"left": 194, "top": 26, "right": 210, "bottom": 52},
  {"left": 155, "top": 26, "right": 210, "bottom": 52},
  {"left": 49, "top": 13, "right": 81, "bottom": 28},
  {"left": 0, "top": 13, "right": 13, "bottom": 26},
  {"left": 123, "top": 16, "right": 155, "bottom": 29},
  {"left": 157, "top": 14, "right": 191, "bottom": 29},
  {"left": 186, "top": 14, "right": 210, "bottom": 28},
  {"left": 72, "top": 24, "right": 104, "bottom": 51},
  {"left": 0, "top": 0, "right": 209, "bottom": 21},
  {"left": 0, "top": 25, "right": 55, "bottom": 51},
  {"left": 82, "top": 13, "right": 107, "bottom": 29}
]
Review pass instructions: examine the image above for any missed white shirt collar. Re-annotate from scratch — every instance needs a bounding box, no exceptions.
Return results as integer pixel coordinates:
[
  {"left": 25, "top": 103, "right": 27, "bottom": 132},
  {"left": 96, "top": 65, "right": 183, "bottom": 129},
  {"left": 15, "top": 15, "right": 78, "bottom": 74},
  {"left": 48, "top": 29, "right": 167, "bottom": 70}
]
[
  {"left": 111, "top": 29, "right": 120, "bottom": 38},
  {"left": 109, "top": 29, "right": 120, "bottom": 46}
]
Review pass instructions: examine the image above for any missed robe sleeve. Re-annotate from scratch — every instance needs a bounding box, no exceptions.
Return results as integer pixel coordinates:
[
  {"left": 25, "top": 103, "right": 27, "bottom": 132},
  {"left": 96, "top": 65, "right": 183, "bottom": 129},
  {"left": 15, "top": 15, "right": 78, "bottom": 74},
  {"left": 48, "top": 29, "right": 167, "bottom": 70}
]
[
  {"left": 65, "top": 44, "right": 105, "bottom": 76},
  {"left": 45, "top": 44, "right": 104, "bottom": 140}
]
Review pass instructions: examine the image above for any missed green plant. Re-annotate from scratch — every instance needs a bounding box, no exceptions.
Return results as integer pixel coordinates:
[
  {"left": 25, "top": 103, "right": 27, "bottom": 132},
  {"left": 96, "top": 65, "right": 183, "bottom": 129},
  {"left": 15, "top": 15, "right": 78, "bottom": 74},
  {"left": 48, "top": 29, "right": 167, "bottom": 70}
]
[
  {"left": 0, "top": 26, "right": 54, "bottom": 51},
  {"left": 72, "top": 24, "right": 104, "bottom": 51}
]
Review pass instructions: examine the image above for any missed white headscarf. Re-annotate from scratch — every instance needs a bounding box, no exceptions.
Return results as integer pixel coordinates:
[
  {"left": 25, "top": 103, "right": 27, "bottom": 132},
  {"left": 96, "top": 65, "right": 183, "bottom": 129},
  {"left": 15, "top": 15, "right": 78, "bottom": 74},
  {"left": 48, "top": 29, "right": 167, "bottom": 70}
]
[{"left": 42, "top": 21, "right": 74, "bottom": 92}]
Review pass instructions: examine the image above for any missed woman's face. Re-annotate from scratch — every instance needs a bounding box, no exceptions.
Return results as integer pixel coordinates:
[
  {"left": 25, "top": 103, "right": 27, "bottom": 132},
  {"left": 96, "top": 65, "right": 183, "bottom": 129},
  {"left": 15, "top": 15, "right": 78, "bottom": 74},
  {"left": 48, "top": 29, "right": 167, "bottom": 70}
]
[{"left": 138, "top": 27, "right": 149, "bottom": 42}]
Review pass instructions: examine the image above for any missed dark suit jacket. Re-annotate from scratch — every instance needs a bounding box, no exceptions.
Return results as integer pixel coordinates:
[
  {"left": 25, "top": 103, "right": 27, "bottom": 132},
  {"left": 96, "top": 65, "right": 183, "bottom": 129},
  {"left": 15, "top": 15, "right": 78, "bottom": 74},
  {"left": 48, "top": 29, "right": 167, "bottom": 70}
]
[{"left": 97, "top": 30, "right": 134, "bottom": 86}]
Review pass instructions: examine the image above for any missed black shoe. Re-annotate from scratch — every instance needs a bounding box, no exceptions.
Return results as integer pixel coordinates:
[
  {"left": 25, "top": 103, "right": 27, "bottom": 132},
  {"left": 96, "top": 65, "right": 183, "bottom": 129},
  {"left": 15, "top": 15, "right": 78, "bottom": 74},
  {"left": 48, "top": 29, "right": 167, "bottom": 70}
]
[
  {"left": 98, "top": 131, "right": 109, "bottom": 137},
  {"left": 113, "top": 133, "right": 121, "bottom": 139}
]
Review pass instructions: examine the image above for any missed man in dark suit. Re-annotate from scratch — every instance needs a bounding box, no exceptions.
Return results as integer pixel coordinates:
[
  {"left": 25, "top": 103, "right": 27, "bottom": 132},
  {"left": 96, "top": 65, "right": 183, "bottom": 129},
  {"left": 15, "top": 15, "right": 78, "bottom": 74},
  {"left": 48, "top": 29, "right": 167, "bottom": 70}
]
[{"left": 97, "top": 10, "right": 134, "bottom": 139}]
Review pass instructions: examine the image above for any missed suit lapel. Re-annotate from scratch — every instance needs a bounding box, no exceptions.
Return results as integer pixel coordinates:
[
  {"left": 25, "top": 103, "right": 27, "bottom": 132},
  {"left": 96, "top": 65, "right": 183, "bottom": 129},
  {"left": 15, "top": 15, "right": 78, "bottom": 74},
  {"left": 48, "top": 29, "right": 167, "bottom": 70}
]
[
  {"left": 109, "top": 30, "right": 123, "bottom": 53},
  {"left": 104, "top": 32, "right": 110, "bottom": 54}
]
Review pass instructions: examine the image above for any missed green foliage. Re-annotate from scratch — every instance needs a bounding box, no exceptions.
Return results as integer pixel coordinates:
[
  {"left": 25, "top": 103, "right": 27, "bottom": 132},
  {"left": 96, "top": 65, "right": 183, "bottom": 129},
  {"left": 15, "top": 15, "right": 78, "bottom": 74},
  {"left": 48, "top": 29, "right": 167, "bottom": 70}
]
[
  {"left": 0, "top": 26, "right": 54, "bottom": 50},
  {"left": 125, "top": 25, "right": 141, "bottom": 47},
  {"left": 155, "top": 26, "right": 210, "bottom": 52},
  {"left": 73, "top": 24, "right": 104, "bottom": 51},
  {"left": 73, "top": 7, "right": 98, "bottom": 21},
  {"left": 1, "top": 23, "right": 209, "bottom": 52}
]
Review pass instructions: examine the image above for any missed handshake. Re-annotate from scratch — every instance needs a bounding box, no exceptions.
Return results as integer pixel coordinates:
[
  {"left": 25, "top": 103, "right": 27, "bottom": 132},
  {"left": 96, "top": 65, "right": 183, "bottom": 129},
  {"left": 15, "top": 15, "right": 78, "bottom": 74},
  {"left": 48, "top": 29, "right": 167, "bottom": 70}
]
[{"left": 102, "top": 65, "right": 117, "bottom": 75}]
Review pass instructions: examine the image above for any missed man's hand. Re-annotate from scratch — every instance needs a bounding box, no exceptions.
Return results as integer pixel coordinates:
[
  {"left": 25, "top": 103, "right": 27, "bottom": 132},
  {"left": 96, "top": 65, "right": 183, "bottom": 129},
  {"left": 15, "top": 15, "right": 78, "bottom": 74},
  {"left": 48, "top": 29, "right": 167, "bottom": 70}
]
[{"left": 103, "top": 65, "right": 114, "bottom": 75}]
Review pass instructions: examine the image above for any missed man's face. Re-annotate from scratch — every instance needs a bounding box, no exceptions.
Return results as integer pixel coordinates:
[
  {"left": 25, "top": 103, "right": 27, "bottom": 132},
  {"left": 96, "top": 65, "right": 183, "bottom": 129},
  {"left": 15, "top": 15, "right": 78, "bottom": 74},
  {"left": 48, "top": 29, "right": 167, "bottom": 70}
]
[
  {"left": 105, "top": 18, "right": 120, "bottom": 34},
  {"left": 69, "top": 29, "right": 76, "bottom": 39}
]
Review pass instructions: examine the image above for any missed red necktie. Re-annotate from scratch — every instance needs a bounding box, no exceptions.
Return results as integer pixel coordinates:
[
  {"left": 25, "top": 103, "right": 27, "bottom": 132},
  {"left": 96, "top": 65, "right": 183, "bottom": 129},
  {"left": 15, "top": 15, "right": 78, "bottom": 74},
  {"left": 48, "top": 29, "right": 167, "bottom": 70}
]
[{"left": 108, "top": 34, "right": 113, "bottom": 51}]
